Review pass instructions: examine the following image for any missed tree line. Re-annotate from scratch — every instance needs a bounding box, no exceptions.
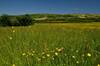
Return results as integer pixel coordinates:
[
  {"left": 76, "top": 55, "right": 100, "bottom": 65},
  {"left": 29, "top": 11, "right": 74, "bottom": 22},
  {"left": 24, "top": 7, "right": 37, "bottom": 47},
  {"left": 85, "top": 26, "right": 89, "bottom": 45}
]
[
  {"left": 0, "top": 14, "right": 34, "bottom": 26},
  {"left": 0, "top": 14, "right": 100, "bottom": 26}
]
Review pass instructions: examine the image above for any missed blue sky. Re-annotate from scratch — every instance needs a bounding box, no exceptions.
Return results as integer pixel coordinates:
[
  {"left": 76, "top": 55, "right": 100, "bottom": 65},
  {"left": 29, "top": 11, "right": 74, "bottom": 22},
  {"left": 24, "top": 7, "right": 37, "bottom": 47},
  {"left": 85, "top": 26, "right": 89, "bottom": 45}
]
[{"left": 0, "top": 0, "right": 100, "bottom": 15}]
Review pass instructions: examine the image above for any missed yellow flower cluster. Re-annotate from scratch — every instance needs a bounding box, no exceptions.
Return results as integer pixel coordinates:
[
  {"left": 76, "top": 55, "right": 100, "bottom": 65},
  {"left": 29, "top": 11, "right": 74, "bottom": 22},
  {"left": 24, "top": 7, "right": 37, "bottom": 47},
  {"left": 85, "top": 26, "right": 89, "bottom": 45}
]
[
  {"left": 22, "top": 47, "right": 64, "bottom": 63},
  {"left": 21, "top": 47, "right": 93, "bottom": 64},
  {"left": 22, "top": 50, "right": 36, "bottom": 57},
  {"left": 55, "top": 47, "right": 64, "bottom": 52}
]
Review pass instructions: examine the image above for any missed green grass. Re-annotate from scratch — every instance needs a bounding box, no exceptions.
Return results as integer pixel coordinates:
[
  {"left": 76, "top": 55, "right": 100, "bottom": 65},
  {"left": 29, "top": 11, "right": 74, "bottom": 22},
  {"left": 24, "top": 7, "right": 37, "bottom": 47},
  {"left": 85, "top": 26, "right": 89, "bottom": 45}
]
[{"left": 0, "top": 23, "right": 100, "bottom": 66}]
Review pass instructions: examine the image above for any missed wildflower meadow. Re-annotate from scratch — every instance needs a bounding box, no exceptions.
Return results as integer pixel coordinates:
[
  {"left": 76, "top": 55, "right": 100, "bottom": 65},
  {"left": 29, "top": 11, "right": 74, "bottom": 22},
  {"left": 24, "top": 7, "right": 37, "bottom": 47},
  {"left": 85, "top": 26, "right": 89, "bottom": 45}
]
[{"left": 0, "top": 23, "right": 100, "bottom": 66}]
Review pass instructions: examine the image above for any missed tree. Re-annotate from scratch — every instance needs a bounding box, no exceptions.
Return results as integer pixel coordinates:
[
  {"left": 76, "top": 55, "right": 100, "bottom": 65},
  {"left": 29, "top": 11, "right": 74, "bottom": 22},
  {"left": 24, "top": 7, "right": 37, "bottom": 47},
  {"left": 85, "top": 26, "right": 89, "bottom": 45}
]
[
  {"left": 17, "top": 14, "right": 33, "bottom": 26},
  {"left": 0, "top": 14, "right": 11, "bottom": 26}
]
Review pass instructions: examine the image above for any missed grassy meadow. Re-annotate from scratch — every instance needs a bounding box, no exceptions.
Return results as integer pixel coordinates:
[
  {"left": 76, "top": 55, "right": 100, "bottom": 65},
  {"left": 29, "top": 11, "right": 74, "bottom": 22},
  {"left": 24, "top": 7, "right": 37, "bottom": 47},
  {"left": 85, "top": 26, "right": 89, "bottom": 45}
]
[{"left": 0, "top": 23, "right": 100, "bottom": 66}]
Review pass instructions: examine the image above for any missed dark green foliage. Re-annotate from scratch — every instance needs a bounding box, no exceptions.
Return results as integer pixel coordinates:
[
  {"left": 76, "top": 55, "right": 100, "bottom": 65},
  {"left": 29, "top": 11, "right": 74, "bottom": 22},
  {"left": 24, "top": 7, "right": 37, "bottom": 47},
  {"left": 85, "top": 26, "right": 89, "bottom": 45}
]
[
  {"left": 65, "top": 17, "right": 100, "bottom": 23},
  {"left": 16, "top": 14, "right": 33, "bottom": 26},
  {"left": 0, "top": 14, "right": 34, "bottom": 26},
  {"left": 0, "top": 14, "right": 11, "bottom": 26}
]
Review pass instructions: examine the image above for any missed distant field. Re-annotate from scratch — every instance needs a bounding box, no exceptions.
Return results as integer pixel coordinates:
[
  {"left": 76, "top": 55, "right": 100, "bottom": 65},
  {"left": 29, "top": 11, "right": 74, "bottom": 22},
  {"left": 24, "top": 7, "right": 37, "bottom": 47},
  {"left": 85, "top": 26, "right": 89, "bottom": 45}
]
[{"left": 0, "top": 23, "right": 100, "bottom": 66}]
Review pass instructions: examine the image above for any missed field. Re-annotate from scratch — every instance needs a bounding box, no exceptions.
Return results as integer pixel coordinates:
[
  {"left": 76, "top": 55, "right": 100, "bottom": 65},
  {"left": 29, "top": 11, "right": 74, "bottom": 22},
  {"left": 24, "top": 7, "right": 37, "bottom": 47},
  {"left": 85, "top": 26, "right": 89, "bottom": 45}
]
[{"left": 0, "top": 23, "right": 100, "bottom": 66}]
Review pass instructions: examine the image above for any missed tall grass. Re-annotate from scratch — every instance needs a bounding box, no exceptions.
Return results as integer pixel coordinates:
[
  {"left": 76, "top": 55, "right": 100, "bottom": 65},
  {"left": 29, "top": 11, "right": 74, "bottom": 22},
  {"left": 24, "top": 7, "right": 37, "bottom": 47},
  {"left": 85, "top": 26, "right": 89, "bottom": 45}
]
[{"left": 0, "top": 23, "right": 100, "bottom": 66}]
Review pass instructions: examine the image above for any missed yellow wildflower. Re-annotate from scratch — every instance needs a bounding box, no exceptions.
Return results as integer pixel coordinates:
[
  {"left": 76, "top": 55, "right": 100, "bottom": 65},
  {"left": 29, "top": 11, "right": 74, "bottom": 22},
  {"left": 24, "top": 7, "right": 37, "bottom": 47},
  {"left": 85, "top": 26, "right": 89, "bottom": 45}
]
[
  {"left": 22, "top": 53, "right": 26, "bottom": 56},
  {"left": 87, "top": 53, "right": 91, "bottom": 57},
  {"left": 32, "top": 51, "right": 35, "bottom": 53},
  {"left": 9, "top": 37, "right": 12, "bottom": 40},
  {"left": 31, "top": 53, "right": 34, "bottom": 56},
  {"left": 12, "top": 64, "right": 16, "bottom": 66},
  {"left": 57, "top": 49, "right": 61, "bottom": 52},
  {"left": 52, "top": 57, "right": 54, "bottom": 60},
  {"left": 55, "top": 52, "right": 58, "bottom": 56},
  {"left": 37, "top": 58, "right": 41, "bottom": 61},
  {"left": 72, "top": 56, "right": 76, "bottom": 58},
  {"left": 56, "top": 48, "right": 59, "bottom": 50},
  {"left": 57, "top": 48, "right": 63, "bottom": 52},
  {"left": 12, "top": 30, "right": 15, "bottom": 33},
  {"left": 98, "top": 64, "right": 100, "bottom": 66},
  {"left": 76, "top": 61, "right": 79, "bottom": 64},
  {"left": 42, "top": 52, "right": 45, "bottom": 55},
  {"left": 42, "top": 56, "right": 46, "bottom": 59},
  {"left": 47, "top": 54, "right": 50, "bottom": 57}
]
